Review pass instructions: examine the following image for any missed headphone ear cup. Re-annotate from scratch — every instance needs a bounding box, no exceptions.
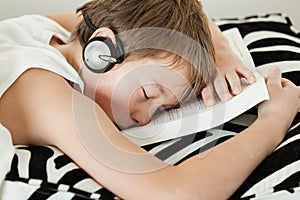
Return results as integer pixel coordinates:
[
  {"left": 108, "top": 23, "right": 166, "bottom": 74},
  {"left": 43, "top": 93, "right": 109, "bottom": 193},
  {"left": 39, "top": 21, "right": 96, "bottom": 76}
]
[{"left": 82, "top": 37, "right": 117, "bottom": 73}]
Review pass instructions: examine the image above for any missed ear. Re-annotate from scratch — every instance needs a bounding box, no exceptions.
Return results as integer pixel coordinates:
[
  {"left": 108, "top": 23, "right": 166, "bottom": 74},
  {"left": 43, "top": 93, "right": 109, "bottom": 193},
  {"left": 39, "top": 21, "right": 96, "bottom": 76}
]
[{"left": 90, "top": 27, "right": 117, "bottom": 45}]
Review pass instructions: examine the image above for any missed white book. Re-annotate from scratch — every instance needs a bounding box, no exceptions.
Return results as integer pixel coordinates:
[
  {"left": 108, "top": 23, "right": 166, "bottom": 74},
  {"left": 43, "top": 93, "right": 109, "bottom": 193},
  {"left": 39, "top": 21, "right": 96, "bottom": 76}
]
[{"left": 122, "top": 28, "right": 269, "bottom": 146}]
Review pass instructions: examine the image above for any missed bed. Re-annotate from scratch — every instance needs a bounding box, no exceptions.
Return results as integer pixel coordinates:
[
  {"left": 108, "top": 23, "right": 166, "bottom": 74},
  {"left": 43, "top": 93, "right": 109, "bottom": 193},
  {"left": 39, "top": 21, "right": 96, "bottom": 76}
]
[{"left": 1, "top": 12, "right": 300, "bottom": 200}]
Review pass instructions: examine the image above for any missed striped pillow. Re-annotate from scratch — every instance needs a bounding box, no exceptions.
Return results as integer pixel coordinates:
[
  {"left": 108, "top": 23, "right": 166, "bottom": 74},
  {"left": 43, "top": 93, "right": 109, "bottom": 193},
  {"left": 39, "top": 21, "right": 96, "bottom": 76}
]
[
  {"left": 215, "top": 13, "right": 300, "bottom": 84},
  {"left": 214, "top": 13, "right": 300, "bottom": 199}
]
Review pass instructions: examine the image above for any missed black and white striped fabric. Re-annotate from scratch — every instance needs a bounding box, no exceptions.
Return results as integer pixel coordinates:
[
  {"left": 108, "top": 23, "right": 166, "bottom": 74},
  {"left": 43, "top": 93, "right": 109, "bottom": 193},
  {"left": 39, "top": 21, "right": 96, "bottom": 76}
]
[
  {"left": 215, "top": 13, "right": 300, "bottom": 77},
  {"left": 3, "top": 13, "right": 300, "bottom": 200}
]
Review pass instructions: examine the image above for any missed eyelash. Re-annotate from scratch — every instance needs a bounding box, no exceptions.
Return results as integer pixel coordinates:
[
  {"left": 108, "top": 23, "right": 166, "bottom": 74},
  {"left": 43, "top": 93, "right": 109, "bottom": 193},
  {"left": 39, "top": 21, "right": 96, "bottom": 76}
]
[{"left": 142, "top": 87, "right": 149, "bottom": 99}]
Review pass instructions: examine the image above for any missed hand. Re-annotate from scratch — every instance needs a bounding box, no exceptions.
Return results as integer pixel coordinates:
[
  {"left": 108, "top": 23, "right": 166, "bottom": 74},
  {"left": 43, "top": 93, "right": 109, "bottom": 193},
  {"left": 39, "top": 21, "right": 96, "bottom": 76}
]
[
  {"left": 258, "top": 67, "right": 300, "bottom": 131},
  {"left": 201, "top": 53, "right": 256, "bottom": 107}
]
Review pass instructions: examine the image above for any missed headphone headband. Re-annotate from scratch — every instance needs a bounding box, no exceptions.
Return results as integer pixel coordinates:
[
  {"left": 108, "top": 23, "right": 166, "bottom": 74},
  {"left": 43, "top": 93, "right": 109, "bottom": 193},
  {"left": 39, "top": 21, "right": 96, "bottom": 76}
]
[{"left": 83, "top": 13, "right": 97, "bottom": 32}]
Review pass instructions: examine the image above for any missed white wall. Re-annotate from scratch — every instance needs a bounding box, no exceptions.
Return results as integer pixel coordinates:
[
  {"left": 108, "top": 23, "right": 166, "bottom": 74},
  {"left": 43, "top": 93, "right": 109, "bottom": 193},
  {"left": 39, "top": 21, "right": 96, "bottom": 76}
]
[
  {"left": 0, "top": 0, "right": 86, "bottom": 20},
  {"left": 202, "top": 0, "right": 300, "bottom": 29},
  {"left": 0, "top": 0, "right": 299, "bottom": 29}
]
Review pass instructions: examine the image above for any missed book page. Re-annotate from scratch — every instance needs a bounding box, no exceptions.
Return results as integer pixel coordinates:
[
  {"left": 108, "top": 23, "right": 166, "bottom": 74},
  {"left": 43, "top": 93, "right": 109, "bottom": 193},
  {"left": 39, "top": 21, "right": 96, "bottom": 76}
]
[
  {"left": 224, "top": 28, "right": 256, "bottom": 70},
  {"left": 122, "top": 28, "right": 269, "bottom": 146}
]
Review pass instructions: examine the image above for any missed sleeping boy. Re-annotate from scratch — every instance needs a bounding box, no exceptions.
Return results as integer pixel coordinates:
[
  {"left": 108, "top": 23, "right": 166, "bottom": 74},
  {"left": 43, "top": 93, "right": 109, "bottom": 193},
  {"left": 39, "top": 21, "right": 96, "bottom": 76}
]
[{"left": 0, "top": 0, "right": 299, "bottom": 199}]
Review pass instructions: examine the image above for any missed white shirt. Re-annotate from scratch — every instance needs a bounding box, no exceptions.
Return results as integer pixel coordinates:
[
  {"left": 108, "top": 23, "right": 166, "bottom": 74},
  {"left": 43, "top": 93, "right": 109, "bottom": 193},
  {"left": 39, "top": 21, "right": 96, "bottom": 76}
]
[{"left": 0, "top": 14, "right": 84, "bottom": 98}]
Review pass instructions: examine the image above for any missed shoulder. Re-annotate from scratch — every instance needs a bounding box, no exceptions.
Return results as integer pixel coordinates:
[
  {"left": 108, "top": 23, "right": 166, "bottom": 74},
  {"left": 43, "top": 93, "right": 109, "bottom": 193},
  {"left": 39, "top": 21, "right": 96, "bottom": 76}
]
[
  {"left": 44, "top": 13, "right": 81, "bottom": 32},
  {"left": 0, "top": 68, "right": 89, "bottom": 145}
]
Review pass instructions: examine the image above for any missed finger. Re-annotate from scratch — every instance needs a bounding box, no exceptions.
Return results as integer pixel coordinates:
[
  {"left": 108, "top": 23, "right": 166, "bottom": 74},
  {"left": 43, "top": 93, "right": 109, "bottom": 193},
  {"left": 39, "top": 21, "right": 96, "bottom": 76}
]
[
  {"left": 282, "top": 79, "right": 300, "bottom": 98},
  {"left": 266, "top": 67, "right": 282, "bottom": 93},
  {"left": 281, "top": 78, "right": 296, "bottom": 88},
  {"left": 214, "top": 74, "right": 232, "bottom": 101},
  {"left": 237, "top": 67, "right": 256, "bottom": 84},
  {"left": 201, "top": 83, "right": 216, "bottom": 107},
  {"left": 298, "top": 86, "right": 300, "bottom": 109},
  {"left": 225, "top": 71, "right": 242, "bottom": 95},
  {"left": 292, "top": 85, "right": 300, "bottom": 110}
]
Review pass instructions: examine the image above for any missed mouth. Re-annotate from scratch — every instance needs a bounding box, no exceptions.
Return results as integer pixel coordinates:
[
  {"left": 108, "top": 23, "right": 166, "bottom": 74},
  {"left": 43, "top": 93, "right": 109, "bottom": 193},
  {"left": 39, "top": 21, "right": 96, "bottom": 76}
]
[{"left": 113, "top": 117, "right": 138, "bottom": 131}]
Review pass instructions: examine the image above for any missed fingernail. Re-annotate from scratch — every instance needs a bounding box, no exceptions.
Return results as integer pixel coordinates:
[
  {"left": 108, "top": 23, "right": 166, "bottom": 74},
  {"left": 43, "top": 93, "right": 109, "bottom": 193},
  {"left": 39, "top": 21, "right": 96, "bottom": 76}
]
[
  {"left": 207, "top": 98, "right": 215, "bottom": 106},
  {"left": 233, "top": 86, "right": 240, "bottom": 94},
  {"left": 225, "top": 93, "right": 232, "bottom": 101},
  {"left": 249, "top": 76, "right": 256, "bottom": 83},
  {"left": 219, "top": 93, "right": 231, "bottom": 101}
]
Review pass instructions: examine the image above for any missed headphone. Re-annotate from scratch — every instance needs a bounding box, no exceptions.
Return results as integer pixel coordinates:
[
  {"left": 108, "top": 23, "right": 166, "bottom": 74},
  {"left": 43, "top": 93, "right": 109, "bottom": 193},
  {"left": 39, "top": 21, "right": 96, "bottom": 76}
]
[{"left": 82, "top": 13, "right": 125, "bottom": 73}]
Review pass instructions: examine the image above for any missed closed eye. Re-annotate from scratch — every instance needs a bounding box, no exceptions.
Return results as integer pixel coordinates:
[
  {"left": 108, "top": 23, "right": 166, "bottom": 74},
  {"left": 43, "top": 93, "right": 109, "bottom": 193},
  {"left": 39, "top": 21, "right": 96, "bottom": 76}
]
[
  {"left": 164, "top": 103, "right": 180, "bottom": 110},
  {"left": 142, "top": 87, "right": 149, "bottom": 99}
]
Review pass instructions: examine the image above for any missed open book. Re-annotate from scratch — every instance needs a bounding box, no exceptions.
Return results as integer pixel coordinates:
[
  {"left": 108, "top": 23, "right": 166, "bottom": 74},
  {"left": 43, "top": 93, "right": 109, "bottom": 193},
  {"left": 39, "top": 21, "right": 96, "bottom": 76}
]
[{"left": 122, "top": 28, "right": 269, "bottom": 146}]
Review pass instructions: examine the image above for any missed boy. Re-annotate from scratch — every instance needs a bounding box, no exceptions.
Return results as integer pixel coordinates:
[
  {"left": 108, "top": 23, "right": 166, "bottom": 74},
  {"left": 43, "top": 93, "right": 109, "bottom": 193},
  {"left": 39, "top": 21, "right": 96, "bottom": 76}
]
[{"left": 0, "top": 0, "right": 299, "bottom": 199}]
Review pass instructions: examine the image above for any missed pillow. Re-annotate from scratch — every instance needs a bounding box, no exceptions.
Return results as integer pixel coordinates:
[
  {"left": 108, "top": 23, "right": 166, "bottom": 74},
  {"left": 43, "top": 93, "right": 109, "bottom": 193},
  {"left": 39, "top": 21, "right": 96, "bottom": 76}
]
[
  {"left": 215, "top": 13, "right": 300, "bottom": 85},
  {"left": 3, "top": 13, "right": 300, "bottom": 200},
  {"left": 214, "top": 13, "right": 300, "bottom": 199}
]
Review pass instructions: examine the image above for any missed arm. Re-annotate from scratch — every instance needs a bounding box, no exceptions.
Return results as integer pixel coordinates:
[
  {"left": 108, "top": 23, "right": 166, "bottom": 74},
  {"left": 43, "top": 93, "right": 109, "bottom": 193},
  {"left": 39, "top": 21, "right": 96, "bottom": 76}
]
[
  {"left": 1, "top": 68, "right": 299, "bottom": 200},
  {"left": 202, "top": 18, "right": 257, "bottom": 106}
]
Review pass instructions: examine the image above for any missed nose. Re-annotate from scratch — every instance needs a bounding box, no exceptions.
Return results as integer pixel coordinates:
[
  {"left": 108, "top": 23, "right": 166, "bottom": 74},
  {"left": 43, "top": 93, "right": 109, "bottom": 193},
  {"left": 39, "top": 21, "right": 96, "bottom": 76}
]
[
  {"left": 136, "top": 115, "right": 151, "bottom": 126},
  {"left": 133, "top": 104, "right": 163, "bottom": 126}
]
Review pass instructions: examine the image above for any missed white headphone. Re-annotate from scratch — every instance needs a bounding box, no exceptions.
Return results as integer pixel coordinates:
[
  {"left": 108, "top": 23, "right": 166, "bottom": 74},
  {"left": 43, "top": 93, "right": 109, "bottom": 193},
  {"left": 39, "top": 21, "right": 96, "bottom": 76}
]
[{"left": 82, "top": 13, "right": 125, "bottom": 73}]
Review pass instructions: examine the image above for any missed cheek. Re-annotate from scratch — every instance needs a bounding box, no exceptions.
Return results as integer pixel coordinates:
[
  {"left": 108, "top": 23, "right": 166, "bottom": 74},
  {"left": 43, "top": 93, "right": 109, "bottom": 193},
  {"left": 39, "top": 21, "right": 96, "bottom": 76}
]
[
  {"left": 128, "top": 89, "right": 142, "bottom": 113},
  {"left": 110, "top": 84, "right": 132, "bottom": 110},
  {"left": 109, "top": 87, "right": 139, "bottom": 124},
  {"left": 94, "top": 87, "right": 114, "bottom": 121}
]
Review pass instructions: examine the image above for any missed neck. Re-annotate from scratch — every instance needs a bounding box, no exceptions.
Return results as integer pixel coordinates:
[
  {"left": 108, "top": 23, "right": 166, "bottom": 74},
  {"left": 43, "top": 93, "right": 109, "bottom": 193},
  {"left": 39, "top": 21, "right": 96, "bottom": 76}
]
[{"left": 54, "top": 39, "right": 83, "bottom": 73}]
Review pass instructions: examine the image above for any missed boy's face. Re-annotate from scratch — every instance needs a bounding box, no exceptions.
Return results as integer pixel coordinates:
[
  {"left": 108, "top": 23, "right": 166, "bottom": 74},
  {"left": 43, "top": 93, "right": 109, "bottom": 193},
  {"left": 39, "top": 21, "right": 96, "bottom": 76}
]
[{"left": 85, "top": 58, "right": 192, "bottom": 130}]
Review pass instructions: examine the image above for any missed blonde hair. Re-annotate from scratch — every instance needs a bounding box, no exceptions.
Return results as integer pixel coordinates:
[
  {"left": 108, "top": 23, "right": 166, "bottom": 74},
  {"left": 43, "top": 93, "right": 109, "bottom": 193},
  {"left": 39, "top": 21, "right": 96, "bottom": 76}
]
[{"left": 71, "top": 0, "right": 215, "bottom": 100}]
